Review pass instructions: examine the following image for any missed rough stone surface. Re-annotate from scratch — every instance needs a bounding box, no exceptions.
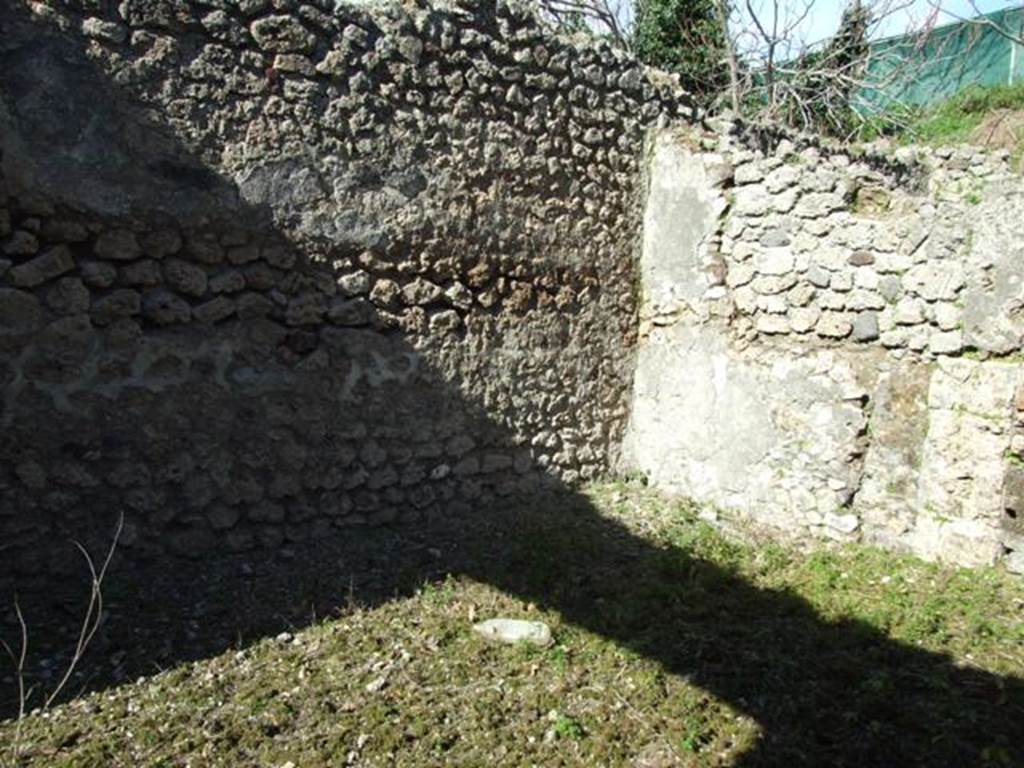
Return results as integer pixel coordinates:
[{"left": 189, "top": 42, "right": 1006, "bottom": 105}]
[
  {"left": 623, "top": 323, "right": 869, "bottom": 541},
  {"left": 0, "top": 0, "right": 690, "bottom": 587},
  {"left": 3, "top": 0, "right": 1020, "bottom": 588},
  {"left": 655, "top": 127, "right": 1022, "bottom": 361},
  {"left": 94, "top": 230, "right": 141, "bottom": 261},
  {"left": 640, "top": 135, "right": 728, "bottom": 318},
  {"left": 10, "top": 245, "right": 73, "bottom": 287},
  {"left": 962, "top": 188, "right": 1024, "bottom": 354},
  {"left": 851, "top": 312, "right": 880, "bottom": 342},
  {"left": 625, "top": 128, "right": 1024, "bottom": 570}
]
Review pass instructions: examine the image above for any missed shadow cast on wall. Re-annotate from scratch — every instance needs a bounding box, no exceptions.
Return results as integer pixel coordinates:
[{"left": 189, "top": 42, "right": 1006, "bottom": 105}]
[{"left": 0, "top": 4, "right": 1021, "bottom": 766}]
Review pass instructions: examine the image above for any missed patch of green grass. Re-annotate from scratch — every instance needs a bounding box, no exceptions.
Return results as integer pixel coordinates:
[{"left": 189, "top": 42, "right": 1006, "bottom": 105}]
[
  {"left": 859, "top": 83, "right": 1024, "bottom": 169},
  {"left": 2, "top": 482, "right": 1022, "bottom": 767},
  {"left": 553, "top": 713, "right": 585, "bottom": 741},
  {"left": 417, "top": 574, "right": 459, "bottom": 606},
  {"left": 909, "top": 83, "right": 1024, "bottom": 146}
]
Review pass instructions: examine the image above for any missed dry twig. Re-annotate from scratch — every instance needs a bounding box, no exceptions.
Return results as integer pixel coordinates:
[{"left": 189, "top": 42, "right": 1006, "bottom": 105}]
[{"left": 1, "top": 513, "right": 124, "bottom": 766}]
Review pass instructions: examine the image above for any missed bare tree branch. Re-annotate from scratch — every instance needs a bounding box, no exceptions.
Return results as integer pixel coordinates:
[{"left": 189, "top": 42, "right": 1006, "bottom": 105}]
[
  {"left": 723, "top": 0, "right": 949, "bottom": 137},
  {"left": 926, "top": 0, "right": 1023, "bottom": 47},
  {"left": 43, "top": 513, "right": 124, "bottom": 710},
  {"left": 714, "top": 0, "right": 743, "bottom": 110},
  {"left": 534, "top": 0, "right": 633, "bottom": 48}
]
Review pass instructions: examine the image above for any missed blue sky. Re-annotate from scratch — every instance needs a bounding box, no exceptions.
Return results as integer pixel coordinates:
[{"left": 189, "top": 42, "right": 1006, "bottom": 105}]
[
  {"left": 717, "top": 0, "right": 1022, "bottom": 62},
  {"left": 610, "top": 1, "right": 1021, "bottom": 49},
  {"left": 791, "top": 0, "right": 1019, "bottom": 44}
]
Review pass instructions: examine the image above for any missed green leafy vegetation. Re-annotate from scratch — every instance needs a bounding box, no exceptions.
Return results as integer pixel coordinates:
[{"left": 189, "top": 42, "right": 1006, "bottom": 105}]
[
  {"left": 860, "top": 82, "right": 1024, "bottom": 169},
  {"left": 553, "top": 713, "right": 586, "bottom": 741},
  {"left": 906, "top": 83, "right": 1024, "bottom": 146},
  {"left": 1, "top": 482, "right": 1021, "bottom": 766},
  {"left": 633, "top": 0, "right": 728, "bottom": 105}
]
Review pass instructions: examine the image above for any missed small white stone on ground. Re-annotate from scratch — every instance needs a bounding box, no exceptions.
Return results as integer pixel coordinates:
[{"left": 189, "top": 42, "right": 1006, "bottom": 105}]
[{"left": 472, "top": 619, "right": 553, "bottom": 647}]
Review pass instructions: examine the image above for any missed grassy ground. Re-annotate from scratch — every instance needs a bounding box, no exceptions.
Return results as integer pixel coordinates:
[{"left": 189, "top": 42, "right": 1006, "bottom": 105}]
[
  {"left": 906, "top": 83, "right": 1024, "bottom": 146},
  {"left": 864, "top": 82, "right": 1024, "bottom": 167},
  {"left": 1, "top": 483, "right": 1023, "bottom": 767}
]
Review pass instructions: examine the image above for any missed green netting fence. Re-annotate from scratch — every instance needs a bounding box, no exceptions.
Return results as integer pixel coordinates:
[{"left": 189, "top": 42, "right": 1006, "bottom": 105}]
[{"left": 857, "top": 5, "right": 1024, "bottom": 112}]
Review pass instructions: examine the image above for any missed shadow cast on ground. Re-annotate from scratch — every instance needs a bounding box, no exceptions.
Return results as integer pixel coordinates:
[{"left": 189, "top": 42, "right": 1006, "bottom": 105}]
[
  {"left": 0, "top": 6, "right": 1021, "bottom": 766},
  {"left": 8, "top": 488, "right": 1023, "bottom": 766}
]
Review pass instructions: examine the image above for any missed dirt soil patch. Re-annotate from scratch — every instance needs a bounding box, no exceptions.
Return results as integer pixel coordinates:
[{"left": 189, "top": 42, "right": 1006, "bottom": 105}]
[{"left": 970, "top": 108, "right": 1024, "bottom": 156}]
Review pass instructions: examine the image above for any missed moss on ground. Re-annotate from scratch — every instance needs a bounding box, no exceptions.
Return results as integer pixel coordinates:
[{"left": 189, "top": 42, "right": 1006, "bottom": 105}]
[{"left": 1, "top": 482, "right": 1022, "bottom": 767}]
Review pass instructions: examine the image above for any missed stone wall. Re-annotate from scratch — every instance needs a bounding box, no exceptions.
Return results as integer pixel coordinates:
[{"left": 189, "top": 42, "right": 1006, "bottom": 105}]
[
  {"left": 0, "top": 0, "right": 688, "bottom": 587},
  {"left": 5, "top": 0, "right": 1020, "bottom": 597},
  {"left": 624, "top": 122, "right": 1024, "bottom": 572}
]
